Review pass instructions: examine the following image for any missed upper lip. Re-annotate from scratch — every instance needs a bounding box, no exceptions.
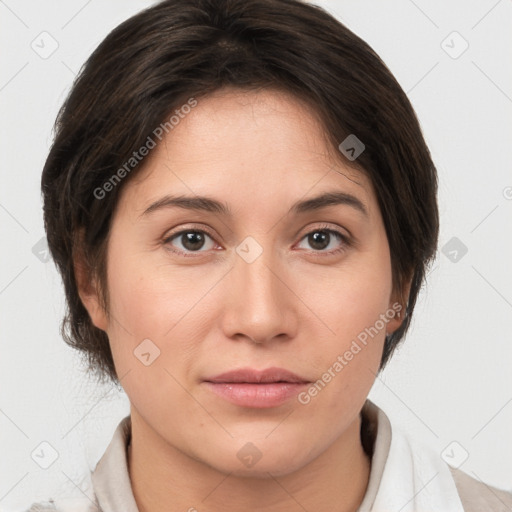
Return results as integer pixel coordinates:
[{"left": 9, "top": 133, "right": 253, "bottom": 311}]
[{"left": 204, "top": 367, "right": 310, "bottom": 384}]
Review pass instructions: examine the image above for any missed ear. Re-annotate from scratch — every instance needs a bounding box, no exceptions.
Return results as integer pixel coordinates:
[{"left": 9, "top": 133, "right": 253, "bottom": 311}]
[
  {"left": 73, "top": 232, "right": 109, "bottom": 332},
  {"left": 386, "top": 275, "right": 412, "bottom": 336}
]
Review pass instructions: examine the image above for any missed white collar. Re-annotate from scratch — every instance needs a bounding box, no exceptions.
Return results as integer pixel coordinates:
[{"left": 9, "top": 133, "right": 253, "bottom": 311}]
[
  {"left": 88, "top": 399, "right": 464, "bottom": 512},
  {"left": 357, "top": 400, "right": 464, "bottom": 511}
]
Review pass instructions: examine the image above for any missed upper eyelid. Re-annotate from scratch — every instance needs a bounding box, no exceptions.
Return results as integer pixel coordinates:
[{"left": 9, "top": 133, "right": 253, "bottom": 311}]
[{"left": 165, "top": 223, "right": 347, "bottom": 238}]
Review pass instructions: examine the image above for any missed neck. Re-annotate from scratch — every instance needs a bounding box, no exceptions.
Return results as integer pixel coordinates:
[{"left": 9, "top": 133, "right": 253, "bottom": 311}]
[{"left": 127, "top": 409, "right": 371, "bottom": 512}]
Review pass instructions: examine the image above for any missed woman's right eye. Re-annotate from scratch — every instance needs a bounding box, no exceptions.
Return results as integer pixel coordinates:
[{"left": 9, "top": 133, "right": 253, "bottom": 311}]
[{"left": 164, "top": 230, "right": 218, "bottom": 255}]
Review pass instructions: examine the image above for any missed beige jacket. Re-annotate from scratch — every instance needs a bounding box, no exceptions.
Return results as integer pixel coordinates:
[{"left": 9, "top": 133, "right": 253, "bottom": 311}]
[{"left": 26, "top": 400, "right": 512, "bottom": 511}]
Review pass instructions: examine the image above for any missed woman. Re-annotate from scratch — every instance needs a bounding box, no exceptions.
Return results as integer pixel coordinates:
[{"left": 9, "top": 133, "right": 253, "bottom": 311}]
[{"left": 29, "top": 0, "right": 512, "bottom": 510}]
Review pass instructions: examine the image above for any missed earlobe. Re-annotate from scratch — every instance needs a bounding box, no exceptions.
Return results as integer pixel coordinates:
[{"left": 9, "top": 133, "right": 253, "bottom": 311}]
[
  {"left": 385, "top": 303, "right": 404, "bottom": 335},
  {"left": 73, "top": 255, "right": 109, "bottom": 333},
  {"left": 386, "top": 277, "right": 412, "bottom": 335}
]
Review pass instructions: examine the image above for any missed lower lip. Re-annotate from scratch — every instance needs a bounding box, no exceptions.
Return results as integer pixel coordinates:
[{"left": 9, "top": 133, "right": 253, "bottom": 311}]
[{"left": 203, "top": 382, "right": 309, "bottom": 408}]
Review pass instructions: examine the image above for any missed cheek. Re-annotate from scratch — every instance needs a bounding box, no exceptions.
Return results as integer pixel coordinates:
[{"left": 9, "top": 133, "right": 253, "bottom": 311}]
[
  {"left": 297, "top": 296, "right": 387, "bottom": 422},
  {"left": 297, "top": 250, "right": 393, "bottom": 409},
  {"left": 105, "top": 241, "right": 206, "bottom": 334},
  {"left": 305, "top": 248, "right": 393, "bottom": 345},
  {"left": 103, "top": 244, "right": 219, "bottom": 380}
]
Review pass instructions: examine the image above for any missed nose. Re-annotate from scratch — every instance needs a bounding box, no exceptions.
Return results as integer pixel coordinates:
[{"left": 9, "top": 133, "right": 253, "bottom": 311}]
[{"left": 220, "top": 242, "right": 298, "bottom": 345}]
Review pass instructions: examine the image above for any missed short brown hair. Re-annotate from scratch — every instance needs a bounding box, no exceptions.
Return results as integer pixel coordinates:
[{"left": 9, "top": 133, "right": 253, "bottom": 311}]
[{"left": 42, "top": 0, "right": 438, "bottom": 386}]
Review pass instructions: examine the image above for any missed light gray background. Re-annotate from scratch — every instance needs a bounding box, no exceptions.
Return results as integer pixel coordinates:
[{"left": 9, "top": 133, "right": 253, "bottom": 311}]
[{"left": 1, "top": 0, "right": 511, "bottom": 510}]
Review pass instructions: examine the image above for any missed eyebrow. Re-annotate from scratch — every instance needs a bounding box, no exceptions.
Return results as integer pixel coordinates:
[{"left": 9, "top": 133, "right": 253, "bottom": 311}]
[{"left": 139, "top": 190, "right": 368, "bottom": 218}]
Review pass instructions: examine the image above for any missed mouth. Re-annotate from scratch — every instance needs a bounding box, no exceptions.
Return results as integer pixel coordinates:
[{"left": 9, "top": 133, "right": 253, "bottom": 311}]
[{"left": 203, "top": 367, "right": 311, "bottom": 408}]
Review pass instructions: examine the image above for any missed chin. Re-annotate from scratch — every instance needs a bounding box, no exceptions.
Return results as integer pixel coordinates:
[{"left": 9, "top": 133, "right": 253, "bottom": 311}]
[
  {"left": 219, "top": 459, "right": 306, "bottom": 479},
  {"left": 201, "top": 443, "right": 312, "bottom": 479}
]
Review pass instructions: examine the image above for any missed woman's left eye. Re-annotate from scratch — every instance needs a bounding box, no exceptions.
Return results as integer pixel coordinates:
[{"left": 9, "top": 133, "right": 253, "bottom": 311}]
[{"left": 295, "top": 228, "right": 348, "bottom": 254}]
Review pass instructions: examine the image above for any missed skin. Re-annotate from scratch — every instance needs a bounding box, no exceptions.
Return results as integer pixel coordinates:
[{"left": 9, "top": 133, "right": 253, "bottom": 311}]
[{"left": 77, "top": 87, "right": 406, "bottom": 512}]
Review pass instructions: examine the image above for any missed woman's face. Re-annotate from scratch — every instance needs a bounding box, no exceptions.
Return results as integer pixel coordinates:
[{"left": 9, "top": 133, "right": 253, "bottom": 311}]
[{"left": 85, "top": 87, "right": 402, "bottom": 476}]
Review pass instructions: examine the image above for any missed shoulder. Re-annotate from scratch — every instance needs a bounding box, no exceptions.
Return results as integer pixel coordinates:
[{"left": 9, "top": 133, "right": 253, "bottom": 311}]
[
  {"left": 450, "top": 466, "right": 512, "bottom": 511},
  {"left": 362, "top": 400, "right": 512, "bottom": 511}
]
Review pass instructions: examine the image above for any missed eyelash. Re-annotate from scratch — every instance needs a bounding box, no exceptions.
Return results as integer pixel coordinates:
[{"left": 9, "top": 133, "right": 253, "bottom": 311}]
[{"left": 162, "top": 223, "right": 351, "bottom": 258}]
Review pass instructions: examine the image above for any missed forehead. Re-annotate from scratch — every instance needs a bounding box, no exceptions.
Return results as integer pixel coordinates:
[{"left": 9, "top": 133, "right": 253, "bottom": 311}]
[{"left": 116, "top": 88, "right": 375, "bottom": 219}]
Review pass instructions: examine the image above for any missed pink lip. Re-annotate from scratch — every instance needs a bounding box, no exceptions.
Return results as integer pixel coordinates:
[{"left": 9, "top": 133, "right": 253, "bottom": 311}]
[
  {"left": 205, "top": 367, "right": 309, "bottom": 384},
  {"left": 203, "top": 367, "right": 311, "bottom": 408}
]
